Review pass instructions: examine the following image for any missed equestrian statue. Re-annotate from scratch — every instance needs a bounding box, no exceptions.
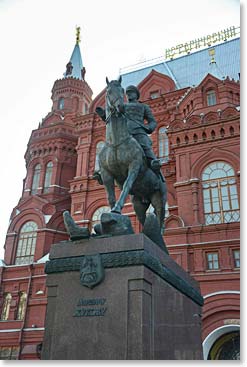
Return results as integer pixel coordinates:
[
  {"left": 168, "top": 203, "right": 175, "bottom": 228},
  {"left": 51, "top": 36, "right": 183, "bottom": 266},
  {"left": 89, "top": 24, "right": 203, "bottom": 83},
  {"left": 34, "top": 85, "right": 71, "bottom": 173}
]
[{"left": 94, "top": 76, "right": 167, "bottom": 234}]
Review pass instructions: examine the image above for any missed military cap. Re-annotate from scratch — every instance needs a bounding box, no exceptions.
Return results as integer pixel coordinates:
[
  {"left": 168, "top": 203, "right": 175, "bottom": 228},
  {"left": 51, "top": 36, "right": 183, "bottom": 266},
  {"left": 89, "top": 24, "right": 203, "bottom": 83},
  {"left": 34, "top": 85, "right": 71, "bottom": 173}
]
[{"left": 126, "top": 85, "right": 140, "bottom": 99}]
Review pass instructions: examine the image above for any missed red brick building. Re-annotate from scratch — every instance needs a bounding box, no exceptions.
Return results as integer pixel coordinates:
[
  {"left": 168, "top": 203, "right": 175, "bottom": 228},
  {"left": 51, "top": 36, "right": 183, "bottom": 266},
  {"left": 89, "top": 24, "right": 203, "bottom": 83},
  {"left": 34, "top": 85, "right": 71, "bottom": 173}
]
[{"left": 0, "top": 33, "right": 240, "bottom": 360}]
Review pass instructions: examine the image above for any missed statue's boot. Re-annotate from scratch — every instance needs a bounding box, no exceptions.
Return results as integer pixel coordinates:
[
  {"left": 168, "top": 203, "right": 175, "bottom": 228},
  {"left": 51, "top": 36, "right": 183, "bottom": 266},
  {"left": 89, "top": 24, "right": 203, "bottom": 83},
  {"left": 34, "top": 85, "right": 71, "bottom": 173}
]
[
  {"left": 150, "top": 159, "right": 165, "bottom": 182},
  {"left": 63, "top": 211, "right": 90, "bottom": 241}
]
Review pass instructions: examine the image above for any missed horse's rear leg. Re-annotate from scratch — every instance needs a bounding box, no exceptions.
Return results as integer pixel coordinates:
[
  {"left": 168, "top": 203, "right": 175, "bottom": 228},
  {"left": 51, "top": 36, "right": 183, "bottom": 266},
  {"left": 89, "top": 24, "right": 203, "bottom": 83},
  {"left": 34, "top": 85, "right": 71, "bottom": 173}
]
[
  {"left": 150, "top": 191, "right": 166, "bottom": 234},
  {"left": 132, "top": 196, "right": 150, "bottom": 226},
  {"left": 101, "top": 169, "right": 116, "bottom": 209}
]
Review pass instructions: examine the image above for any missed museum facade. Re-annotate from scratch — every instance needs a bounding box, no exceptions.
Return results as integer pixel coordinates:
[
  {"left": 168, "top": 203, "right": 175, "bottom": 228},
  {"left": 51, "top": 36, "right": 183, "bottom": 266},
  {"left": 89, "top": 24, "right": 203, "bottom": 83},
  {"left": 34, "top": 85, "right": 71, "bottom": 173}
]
[{"left": 0, "top": 29, "right": 240, "bottom": 360}]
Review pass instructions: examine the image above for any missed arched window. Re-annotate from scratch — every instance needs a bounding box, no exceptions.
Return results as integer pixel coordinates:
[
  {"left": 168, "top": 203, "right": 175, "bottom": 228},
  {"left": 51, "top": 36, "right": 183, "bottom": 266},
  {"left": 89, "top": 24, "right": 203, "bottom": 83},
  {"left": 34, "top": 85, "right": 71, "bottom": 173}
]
[
  {"left": 58, "top": 97, "right": 64, "bottom": 110},
  {"left": 158, "top": 127, "right": 169, "bottom": 163},
  {"left": 206, "top": 90, "right": 217, "bottom": 106},
  {"left": 83, "top": 103, "right": 89, "bottom": 115},
  {"left": 44, "top": 161, "right": 53, "bottom": 193},
  {"left": 31, "top": 164, "right": 41, "bottom": 195},
  {"left": 72, "top": 96, "right": 79, "bottom": 112},
  {"left": 0, "top": 346, "right": 19, "bottom": 360},
  {"left": 16, "top": 292, "right": 27, "bottom": 320},
  {"left": 202, "top": 162, "right": 240, "bottom": 225},
  {"left": 15, "top": 221, "right": 38, "bottom": 265},
  {"left": 94, "top": 141, "right": 105, "bottom": 171},
  {"left": 91, "top": 206, "right": 110, "bottom": 229},
  {"left": 1, "top": 293, "right": 12, "bottom": 320}
]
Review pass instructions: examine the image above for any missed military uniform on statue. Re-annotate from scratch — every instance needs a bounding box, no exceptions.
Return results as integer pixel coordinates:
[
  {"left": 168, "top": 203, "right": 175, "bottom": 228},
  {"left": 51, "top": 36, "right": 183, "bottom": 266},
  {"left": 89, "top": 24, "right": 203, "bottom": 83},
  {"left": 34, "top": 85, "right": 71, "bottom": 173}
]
[{"left": 94, "top": 84, "right": 165, "bottom": 182}]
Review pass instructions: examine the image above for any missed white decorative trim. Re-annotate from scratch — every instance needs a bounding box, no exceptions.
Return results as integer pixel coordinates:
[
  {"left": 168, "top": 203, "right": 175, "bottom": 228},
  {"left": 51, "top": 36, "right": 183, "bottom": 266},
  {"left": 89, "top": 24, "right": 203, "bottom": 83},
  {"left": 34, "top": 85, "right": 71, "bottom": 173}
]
[
  {"left": 2, "top": 274, "right": 47, "bottom": 281},
  {"left": 2, "top": 276, "right": 30, "bottom": 281},
  {"left": 37, "top": 228, "right": 67, "bottom": 234},
  {"left": 174, "top": 178, "right": 200, "bottom": 187},
  {"left": 0, "top": 328, "right": 21, "bottom": 333},
  {"left": 6, "top": 232, "right": 17, "bottom": 237},
  {"left": 166, "top": 237, "right": 240, "bottom": 248},
  {"left": 50, "top": 184, "right": 69, "bottom": 189},
  {"left": 203, "top": 324, "right": 240, "bottom": 360},
  {"left": 190, "top": 238, "right": 240, "bottom": 246},
  {"left": 75, "top": 219, "right": 90, "bottom": 224},
  {"left": 0, "top": 327, "right": 45, "bottom": 333},
  {"left": 204, "top": 290, "right": 240, "bottom": 299}
]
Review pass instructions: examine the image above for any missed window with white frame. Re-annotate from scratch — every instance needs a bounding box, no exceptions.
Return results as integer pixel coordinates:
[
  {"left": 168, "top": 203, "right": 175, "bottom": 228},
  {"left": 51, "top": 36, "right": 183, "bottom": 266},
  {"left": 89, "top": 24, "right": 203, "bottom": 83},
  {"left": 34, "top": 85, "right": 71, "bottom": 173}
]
[
  {"left": 1, "top": 293, "right": 12, "bottom": 320},
  {"left": 31, "top": 164, "right": 41, "bottom": 195},
  {"left": 206, "top": 252, "right": 219, "bottom": 270},
  {"left": 158, "top": 127, "right": 169, "bottom": 163},
  {"left": 0, "top": 347, "right": 19, "bottom": 360},
  {"left": 58, "top": 97, "right": 64, "bottom": 110},
  {"left": 91, "top": 206, "right": 110, "bottom": 229},
  {"left": 15, "top": 221, "right": 38, "bottom": 265},
  {"left": 94, "top": 141, "right": 105, "bottom": 171},
  {"left": 44, "top": 161, "right": 53, "bottom": 193},
  {"left": 202, "top": 162, "right": 240, "bottom": 225},
  {"left": 206, "top": 90, "right": 217, "bottom": 106},
  {"left": 233, "top": 249, "right": 240, "bottom": 268},
  {"left": 16, "top": 292, "right": 27, "bottom": 320}
]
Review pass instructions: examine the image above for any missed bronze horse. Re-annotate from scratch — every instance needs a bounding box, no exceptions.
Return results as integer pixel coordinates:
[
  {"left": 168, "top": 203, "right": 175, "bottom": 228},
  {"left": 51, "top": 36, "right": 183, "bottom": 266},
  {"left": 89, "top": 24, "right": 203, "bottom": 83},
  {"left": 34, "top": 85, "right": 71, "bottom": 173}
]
[{"left": 98, "top": 77, "right": 167, "bottom": 233}]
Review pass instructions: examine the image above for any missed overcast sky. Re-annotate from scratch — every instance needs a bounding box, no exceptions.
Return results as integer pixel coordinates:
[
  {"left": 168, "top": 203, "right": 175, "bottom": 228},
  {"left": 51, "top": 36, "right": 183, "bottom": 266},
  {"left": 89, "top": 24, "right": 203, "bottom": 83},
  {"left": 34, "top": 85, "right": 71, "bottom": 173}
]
[{"left": 0, "top": 0, "right": 240, "bottom": 259}]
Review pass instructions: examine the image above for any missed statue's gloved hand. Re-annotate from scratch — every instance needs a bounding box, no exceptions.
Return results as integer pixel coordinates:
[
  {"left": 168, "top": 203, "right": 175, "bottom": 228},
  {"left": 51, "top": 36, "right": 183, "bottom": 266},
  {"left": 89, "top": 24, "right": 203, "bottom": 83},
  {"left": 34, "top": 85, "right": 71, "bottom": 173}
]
[
  {"left": 118, "top": 103, "right": 125, "bottom": 114},
  {"left": 95, "top": 107, "right": 106, "bottom": 121}
]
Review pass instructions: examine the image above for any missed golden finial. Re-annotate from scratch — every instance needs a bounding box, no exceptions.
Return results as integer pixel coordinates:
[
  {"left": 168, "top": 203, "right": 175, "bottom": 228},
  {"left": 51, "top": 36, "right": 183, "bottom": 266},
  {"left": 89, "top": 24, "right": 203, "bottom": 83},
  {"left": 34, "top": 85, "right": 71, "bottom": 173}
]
[
  {"left": 76, "top": 26, "right": 81, "bottom": 44},
  {"left": 209, "top": 48, "right": 216, "bottom": 64}
]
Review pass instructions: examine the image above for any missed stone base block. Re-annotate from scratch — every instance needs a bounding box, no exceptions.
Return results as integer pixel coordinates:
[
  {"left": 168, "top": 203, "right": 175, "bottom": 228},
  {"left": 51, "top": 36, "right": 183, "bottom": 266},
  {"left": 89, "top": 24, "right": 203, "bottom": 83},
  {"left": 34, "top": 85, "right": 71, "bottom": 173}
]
[{"left": 41, "top": 234, "right": 203, "bottom": 360}]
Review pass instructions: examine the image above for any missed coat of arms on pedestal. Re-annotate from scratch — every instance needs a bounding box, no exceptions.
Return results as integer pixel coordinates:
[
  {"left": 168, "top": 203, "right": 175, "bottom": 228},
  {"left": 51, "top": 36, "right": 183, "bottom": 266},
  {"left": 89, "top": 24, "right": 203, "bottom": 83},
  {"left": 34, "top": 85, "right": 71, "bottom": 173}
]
[{"left": 80, "top": 254, "right": 105, "bottom": 288}]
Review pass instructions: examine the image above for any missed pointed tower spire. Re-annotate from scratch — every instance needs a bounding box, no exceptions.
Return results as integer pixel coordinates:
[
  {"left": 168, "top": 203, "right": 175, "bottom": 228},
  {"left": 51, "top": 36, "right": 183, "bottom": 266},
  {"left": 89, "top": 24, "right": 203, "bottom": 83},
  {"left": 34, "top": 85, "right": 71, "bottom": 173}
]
[
  {"left": 64, "top": 26, "right": 86, "bottom": 80},
  {"left": 208, "top": 48, "right": 225, "bottom": 80},
  {"left": 76, "top": 26, "right": 81, "bottom": 44}
]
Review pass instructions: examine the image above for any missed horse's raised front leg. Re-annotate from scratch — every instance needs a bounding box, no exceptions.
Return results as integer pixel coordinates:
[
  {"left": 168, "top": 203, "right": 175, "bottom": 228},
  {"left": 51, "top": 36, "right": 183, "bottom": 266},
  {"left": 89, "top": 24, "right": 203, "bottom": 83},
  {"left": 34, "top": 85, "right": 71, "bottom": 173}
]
[
  {"left": 112, "top": 161, "right": 140, "bottom": 214},
  {"left": 101, "top": 168, "right": 116, "bottom": 209}
]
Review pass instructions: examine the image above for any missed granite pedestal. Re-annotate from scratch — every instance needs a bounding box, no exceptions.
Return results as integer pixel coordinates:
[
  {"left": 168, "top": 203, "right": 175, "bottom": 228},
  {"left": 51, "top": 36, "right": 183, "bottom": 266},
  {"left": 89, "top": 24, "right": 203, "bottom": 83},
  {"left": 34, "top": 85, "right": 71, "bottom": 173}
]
[{"left": 41, "top": 234, "right": 203, "bottom": 360}]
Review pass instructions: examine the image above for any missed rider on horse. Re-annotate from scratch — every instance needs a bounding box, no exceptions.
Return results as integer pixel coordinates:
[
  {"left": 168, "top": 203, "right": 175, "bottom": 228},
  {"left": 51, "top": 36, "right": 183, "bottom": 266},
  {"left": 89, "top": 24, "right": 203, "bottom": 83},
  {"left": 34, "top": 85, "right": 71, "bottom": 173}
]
[
  {"left": 95, "top": 84, "right": 163, "bottom": 180},
  {"left": 123, "top": 85, "right": 161, "bottom": 174}
]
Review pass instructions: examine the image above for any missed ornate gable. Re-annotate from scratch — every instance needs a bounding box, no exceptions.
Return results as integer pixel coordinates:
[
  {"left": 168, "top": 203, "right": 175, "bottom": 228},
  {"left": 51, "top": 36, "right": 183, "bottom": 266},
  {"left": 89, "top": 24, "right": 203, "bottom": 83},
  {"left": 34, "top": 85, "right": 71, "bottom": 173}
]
[
  {"left": 138, "top": 69, "right": 176, "bottom": 100},
  {"left": 168, "top": 119, "right": 184, "bottom": 131},
  {"left": 221, "top": 106, "right": 239, "bottom": 119},
  {"left": 186, "top": 115, "right": 201, "bottom": 127},
  {"left": 198, "top": 73, "right": 221, "bottom": 91},
  {"left": 203, "top": 111, "right": 218, "bottom": 123}
]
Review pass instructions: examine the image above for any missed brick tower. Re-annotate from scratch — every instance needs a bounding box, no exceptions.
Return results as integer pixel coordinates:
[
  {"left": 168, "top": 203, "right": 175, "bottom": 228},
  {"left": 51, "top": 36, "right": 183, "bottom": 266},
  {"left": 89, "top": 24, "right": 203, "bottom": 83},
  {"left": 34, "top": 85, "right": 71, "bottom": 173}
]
[{"left": 0, "top": 28, "right": 92, "bottom": 359}]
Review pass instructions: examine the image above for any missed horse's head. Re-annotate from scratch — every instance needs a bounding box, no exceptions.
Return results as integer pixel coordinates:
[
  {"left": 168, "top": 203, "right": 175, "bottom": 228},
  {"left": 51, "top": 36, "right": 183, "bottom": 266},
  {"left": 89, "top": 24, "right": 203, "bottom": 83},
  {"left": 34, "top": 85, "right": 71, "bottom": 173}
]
[{"left": 106, "top": 76, "right": 124, "bottom": 114}]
